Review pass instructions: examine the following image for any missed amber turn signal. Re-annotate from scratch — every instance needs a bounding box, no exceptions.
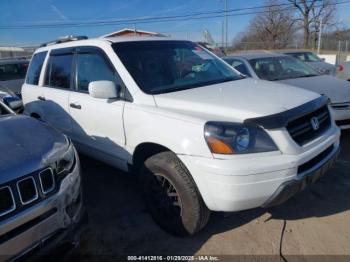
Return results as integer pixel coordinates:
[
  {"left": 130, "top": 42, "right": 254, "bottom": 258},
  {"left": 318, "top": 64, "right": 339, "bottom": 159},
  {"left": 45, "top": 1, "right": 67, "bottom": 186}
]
[{"left": 206, "top": 137, "right": 235, "bottom": 154}]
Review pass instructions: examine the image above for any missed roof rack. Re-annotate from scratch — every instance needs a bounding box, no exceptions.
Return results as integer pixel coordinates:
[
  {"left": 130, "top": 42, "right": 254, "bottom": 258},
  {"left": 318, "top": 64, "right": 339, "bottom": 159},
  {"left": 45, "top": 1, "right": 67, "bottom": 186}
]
[{"left": 40, "top": 35, "right": 88, "bottom": 47}]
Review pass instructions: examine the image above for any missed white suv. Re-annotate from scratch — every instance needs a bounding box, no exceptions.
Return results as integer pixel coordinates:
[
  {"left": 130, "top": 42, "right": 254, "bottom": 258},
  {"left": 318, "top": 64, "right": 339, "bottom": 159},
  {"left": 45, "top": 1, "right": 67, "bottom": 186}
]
[{"left": 22, "top": 36, "right": 341, "bottom": 236}]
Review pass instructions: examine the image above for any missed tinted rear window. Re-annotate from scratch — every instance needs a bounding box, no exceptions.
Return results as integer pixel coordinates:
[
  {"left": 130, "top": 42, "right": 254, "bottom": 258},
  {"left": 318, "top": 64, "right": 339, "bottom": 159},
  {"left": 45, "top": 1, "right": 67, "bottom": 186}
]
[
  {"left": 26, "top": 52, "right": 47, "bottom": 85},
  {"left": 44, "top": 54, "right": 73, "bottom": 89},
  {"left": 0, "top": 62, "right": 28, "bottom": 81}
]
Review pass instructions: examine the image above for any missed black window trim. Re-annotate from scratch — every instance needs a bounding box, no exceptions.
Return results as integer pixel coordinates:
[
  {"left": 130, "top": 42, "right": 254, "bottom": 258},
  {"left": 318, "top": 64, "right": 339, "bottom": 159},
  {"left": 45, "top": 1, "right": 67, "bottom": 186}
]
[
  {"left": 43, "top": 49, "right": 75, "bottom": 91},
  {"left": 42, "top": 46, "right": 133, "bottom": 102}
]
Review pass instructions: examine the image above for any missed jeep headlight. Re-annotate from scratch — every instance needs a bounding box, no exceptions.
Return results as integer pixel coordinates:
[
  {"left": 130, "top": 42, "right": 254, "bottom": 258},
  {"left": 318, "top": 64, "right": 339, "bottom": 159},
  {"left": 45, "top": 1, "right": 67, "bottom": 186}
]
[
  {"left": 204, "top": 122, "right": 278, "bottom": 154},
  {"left": 56, "top": 142, "right": 75, "bottom": 174}
]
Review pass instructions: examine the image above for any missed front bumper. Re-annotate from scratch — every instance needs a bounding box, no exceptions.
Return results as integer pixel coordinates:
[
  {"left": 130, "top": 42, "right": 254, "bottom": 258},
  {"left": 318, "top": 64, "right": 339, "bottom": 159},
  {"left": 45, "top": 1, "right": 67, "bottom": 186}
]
[
  {"left": 0, "top": 151, "right": 85, "bottom": 261},
  {"left": 331, "top": 105, "right": 350, "bottom": 129},
  {"left": 262, "top": 145, "right": 340, "bottom": 207},
  {"left": 178, "top": 126, "right": 340, "bottom": 212}
]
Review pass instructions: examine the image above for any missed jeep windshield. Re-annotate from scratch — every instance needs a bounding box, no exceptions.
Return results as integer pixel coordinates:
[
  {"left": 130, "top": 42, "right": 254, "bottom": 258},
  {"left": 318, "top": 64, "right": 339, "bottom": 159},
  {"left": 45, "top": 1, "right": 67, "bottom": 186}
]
[
  {"left": 112, "top": 41, "right": 241, "bottom": 94},
  {"left": 249, "top": 56, "right": 319, "bottom": 81}
]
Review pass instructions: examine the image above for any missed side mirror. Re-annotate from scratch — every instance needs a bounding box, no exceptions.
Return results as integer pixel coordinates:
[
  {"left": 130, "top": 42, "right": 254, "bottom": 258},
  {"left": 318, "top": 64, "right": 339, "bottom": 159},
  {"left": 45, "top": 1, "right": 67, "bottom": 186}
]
[{"left": 88, "top": 81, "right": 120, "bottom": 99}]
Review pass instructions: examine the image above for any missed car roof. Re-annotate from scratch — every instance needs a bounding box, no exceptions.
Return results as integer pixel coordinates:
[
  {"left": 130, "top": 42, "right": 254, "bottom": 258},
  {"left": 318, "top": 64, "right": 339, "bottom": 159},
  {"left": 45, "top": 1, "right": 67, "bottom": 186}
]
[
  {"left": 35, "top": 36, "right": 187, "bottom": 53},
  {"left": 0, "top": 57, "right": 29, "bottom": 65},
  {"left": 283, "top": 50, "right": 313, "bottom": 54},
  {"left": 104, "top": 36, "right": 183, "bottom": 43},
  {"left": 224, "top": 52, "right": 289, "bottom": 60}
]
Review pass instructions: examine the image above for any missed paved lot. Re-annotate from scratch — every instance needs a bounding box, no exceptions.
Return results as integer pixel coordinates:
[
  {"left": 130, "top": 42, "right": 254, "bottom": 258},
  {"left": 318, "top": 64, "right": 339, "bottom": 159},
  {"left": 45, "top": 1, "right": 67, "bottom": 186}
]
[{"left": 70, "top": 130, "right": 350, "bottom": 261}]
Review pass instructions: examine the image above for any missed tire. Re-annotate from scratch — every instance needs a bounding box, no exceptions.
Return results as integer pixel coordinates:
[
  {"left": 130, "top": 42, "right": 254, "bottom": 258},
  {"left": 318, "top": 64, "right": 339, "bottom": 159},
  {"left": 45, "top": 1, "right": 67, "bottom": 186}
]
[{"left": 140, "top": 151, "right": 210, "bottom": 236}]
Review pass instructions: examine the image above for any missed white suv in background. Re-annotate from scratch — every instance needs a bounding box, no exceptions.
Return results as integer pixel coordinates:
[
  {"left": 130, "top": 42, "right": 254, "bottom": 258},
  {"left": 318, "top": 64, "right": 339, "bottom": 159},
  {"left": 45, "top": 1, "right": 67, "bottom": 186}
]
[{"left": 22, "top": 36, "right": 340, "bottom": 236}]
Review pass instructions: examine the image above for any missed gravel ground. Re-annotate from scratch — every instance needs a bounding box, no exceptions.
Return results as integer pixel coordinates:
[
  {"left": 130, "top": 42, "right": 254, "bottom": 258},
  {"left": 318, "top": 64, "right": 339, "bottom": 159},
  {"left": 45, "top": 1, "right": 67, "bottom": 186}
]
[{"left": 69, "top": 130, "right": 350, "bottom": 261}]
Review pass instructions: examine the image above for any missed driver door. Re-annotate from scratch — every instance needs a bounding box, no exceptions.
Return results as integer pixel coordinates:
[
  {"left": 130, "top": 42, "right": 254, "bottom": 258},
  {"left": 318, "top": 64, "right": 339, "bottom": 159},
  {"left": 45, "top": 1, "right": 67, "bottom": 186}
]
[{"left": 68, "top": 47, "right": 127, "bottom": 164}]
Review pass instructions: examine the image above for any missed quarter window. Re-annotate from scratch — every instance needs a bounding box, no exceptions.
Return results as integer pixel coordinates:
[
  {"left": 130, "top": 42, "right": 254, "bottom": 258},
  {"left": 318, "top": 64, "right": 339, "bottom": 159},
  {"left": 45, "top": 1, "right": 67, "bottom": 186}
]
[
  {"left": 26, "top": 52, "right": 47, "bottom": 85},
  {"left": 45, "top": 54, "right": 73, "bottom": 89},
  {"left": 76, "top": 52, "right": 117, "bottom": 92}
]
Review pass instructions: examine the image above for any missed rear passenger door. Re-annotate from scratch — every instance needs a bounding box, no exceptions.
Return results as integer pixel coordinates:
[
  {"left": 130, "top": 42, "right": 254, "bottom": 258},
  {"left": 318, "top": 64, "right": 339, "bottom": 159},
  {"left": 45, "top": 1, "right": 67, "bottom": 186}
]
[
  {"left": 42, "top": 48, "right": 74, "bottom": 134},
  {"left": 68, "top": 47, "right": 127, "bottom": 162}
]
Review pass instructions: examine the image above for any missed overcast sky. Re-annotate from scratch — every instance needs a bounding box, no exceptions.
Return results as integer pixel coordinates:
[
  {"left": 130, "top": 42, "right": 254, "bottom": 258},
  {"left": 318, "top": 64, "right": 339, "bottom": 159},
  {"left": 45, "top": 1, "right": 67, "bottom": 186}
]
[{"left": 1, "top": 0, "right": 350, "bottom": 46}]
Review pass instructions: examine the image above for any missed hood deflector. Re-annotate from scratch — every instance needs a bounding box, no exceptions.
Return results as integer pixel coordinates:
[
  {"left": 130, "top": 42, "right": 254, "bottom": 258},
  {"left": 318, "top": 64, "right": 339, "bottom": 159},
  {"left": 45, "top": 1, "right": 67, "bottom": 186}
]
[{"left": 244, "top": 95, "right": 329, "bottom": 129}]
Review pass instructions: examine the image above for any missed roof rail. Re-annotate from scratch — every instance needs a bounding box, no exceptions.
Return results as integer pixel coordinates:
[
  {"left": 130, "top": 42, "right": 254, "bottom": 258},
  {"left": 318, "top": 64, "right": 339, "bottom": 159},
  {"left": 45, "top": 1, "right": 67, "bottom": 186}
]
[{"left": 40, "top": 35, "right": 88, "bottom": 47}]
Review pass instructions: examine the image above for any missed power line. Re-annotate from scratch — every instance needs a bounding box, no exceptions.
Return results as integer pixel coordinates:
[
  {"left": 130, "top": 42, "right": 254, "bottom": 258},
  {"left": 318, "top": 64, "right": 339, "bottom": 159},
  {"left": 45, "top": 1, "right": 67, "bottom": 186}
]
[
  {"left": 0, "top": 0, "right": 322, "bottom": 29},
  {"left": 0, "top": 0, "right": 348, "bottom": 29}
]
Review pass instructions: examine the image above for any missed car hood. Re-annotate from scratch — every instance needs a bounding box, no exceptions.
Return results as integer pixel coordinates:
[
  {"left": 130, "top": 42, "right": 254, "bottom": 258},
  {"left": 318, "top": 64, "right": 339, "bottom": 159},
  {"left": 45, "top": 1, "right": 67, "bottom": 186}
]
[
  {"left": 278, "top": 75, "right": 350, "bottom": 103},
  {"left": 308, "top": 61, "right": 335, "bottom": 70},
  {"left": 307, "top": 62, "right": 336, "bottom": 75},
  {"left": 153, "top": 78, "right": 320, "bottom": 122},
  {"left": 0, "top": 115, "right": 68, "bottom": 184}
]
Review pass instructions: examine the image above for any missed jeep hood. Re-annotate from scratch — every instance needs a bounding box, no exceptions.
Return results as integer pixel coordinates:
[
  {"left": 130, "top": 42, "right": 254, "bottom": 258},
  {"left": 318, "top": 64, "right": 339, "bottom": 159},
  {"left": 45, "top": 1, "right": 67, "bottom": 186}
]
[
  {"left": 153, "top": 78, "right": 319, "bottom": 122},
  {"left": 0, "top": 115, "right": 68, "bottom": 184},
  {"left": 279, "top": 75, "right": 350, "bottom": 103}
]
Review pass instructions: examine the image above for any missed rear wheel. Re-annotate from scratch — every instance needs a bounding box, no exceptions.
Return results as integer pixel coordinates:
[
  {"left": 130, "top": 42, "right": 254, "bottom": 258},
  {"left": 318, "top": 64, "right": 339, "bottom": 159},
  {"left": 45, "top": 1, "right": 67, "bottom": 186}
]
[{"left": 140, "top": 151, "right": 210, "bottom": 236}]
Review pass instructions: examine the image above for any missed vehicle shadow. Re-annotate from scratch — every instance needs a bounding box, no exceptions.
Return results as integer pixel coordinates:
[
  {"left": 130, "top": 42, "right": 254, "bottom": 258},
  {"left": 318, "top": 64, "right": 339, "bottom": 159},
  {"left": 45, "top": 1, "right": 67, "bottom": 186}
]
[{"left": 68, "top": 132, "right": 350, "bottom": 261}]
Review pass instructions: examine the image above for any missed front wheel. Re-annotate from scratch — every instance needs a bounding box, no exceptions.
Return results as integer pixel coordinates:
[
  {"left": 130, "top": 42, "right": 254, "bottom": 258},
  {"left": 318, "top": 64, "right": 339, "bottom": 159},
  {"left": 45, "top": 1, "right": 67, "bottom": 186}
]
[{"left": 140, "top": 151, "right": 210, "bottom": 236}]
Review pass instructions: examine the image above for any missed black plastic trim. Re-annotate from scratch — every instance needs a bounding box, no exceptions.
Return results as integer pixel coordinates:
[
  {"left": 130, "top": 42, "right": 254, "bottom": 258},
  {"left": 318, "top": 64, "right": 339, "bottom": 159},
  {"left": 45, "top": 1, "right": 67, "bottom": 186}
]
[
  {"left": 244, "top": 95, "right": 329, "bottom": 129},
  {"left": 336, "top": 119, "right": 350, "bottom": 126},
  {"left": 262, "top": 145, "right": 339, "bottom": 208}
]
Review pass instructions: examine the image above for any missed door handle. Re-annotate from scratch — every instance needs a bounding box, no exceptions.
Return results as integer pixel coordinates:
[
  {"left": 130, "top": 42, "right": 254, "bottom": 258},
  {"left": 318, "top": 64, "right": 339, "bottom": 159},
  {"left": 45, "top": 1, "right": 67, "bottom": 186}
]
[
  {"left": 38, "top": 96, "right": 46, "bottom": 101},
  {"left": 70, "top": 103, "right": 81, "bottom": 110}
]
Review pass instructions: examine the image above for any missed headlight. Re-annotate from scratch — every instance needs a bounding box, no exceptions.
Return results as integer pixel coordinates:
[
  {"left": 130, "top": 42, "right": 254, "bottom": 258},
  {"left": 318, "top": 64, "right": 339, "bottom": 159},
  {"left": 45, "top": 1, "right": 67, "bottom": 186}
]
[
  {"left": 204, "top": 122, "right": 278, "bottom": 155},
  {"left": 56, "top": 142, "right": 75, "bottom": 175}
]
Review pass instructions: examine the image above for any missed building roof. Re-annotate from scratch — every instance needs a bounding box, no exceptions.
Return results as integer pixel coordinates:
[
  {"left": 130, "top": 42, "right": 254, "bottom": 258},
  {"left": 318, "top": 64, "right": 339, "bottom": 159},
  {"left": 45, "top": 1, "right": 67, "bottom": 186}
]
[{"left": 100, "top": 28, "right": 166, "bottom": 38}]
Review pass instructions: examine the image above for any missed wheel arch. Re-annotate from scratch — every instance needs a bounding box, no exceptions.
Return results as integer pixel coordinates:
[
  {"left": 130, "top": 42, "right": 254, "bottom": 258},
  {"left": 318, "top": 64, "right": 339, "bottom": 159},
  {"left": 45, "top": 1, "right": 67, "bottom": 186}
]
[{"left": 132, "top": 142, "right": 172, "bottom": 172}]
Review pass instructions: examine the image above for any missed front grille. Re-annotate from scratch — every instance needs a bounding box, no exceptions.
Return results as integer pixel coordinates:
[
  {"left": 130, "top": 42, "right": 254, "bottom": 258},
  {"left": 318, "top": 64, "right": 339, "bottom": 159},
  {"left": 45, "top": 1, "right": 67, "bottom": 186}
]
[
  {"left": 298, "top": 145, "right": 334, "bottom": 174},
  {"left": 17, "top": 177, "right": 38, "bottom": 205},
  {"left": 0, "top": 187, "right": 16, "bottom": 217},
  {"left": 0, "top": 168, "right": 59, "bottom": 221},
  {"left": 287, "top": 105, "right": 331, "bottom": 146},
  {"left": 39, "top": 168, "right": 55, "bottom": 194}
]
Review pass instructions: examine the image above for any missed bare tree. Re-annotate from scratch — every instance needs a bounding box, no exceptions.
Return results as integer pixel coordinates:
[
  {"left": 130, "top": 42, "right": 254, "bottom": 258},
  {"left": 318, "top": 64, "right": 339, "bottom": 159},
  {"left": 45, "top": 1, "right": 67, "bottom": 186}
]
[
  {"left": 288, "top": 0, "right": 336, "bottom": 48},
  {"left": 232, "top": 0, "right": 297, "bottom": 50}
]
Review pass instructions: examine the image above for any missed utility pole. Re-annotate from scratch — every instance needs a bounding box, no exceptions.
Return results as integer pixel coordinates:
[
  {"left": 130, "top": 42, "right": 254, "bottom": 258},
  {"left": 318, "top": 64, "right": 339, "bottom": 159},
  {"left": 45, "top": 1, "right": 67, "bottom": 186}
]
[
  {"left": 224, "top": 0, "right": 228, "bottom": 51},
  {"left": 317, "top": 16, "right": 323, "bottom": 54},
  {"left": 221, "top": 21, "right": 224, "bottom": 48}
]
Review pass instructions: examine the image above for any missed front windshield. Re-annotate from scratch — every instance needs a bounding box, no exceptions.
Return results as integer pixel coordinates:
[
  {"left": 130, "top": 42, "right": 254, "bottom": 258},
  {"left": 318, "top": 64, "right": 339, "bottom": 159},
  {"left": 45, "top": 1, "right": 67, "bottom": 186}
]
[
  {"left": 249, "top": 56, "right": 319, "bottom": 81},
  {"left": 113, "top": 41, "right": 241, "bottom": 94},
  {"left": 288, "top": 52, "right": 322, "bottom": 62}
]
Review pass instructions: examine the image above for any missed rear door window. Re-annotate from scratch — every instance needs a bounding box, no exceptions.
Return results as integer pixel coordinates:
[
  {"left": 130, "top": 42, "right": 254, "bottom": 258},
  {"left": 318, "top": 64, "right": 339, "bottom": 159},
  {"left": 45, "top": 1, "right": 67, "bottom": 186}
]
[
  {"left": 26, "top": 52, "right": 47, "bottom": 85},
  {"left": 45, "top": 54, "right": 73, "bottom": 89}
]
